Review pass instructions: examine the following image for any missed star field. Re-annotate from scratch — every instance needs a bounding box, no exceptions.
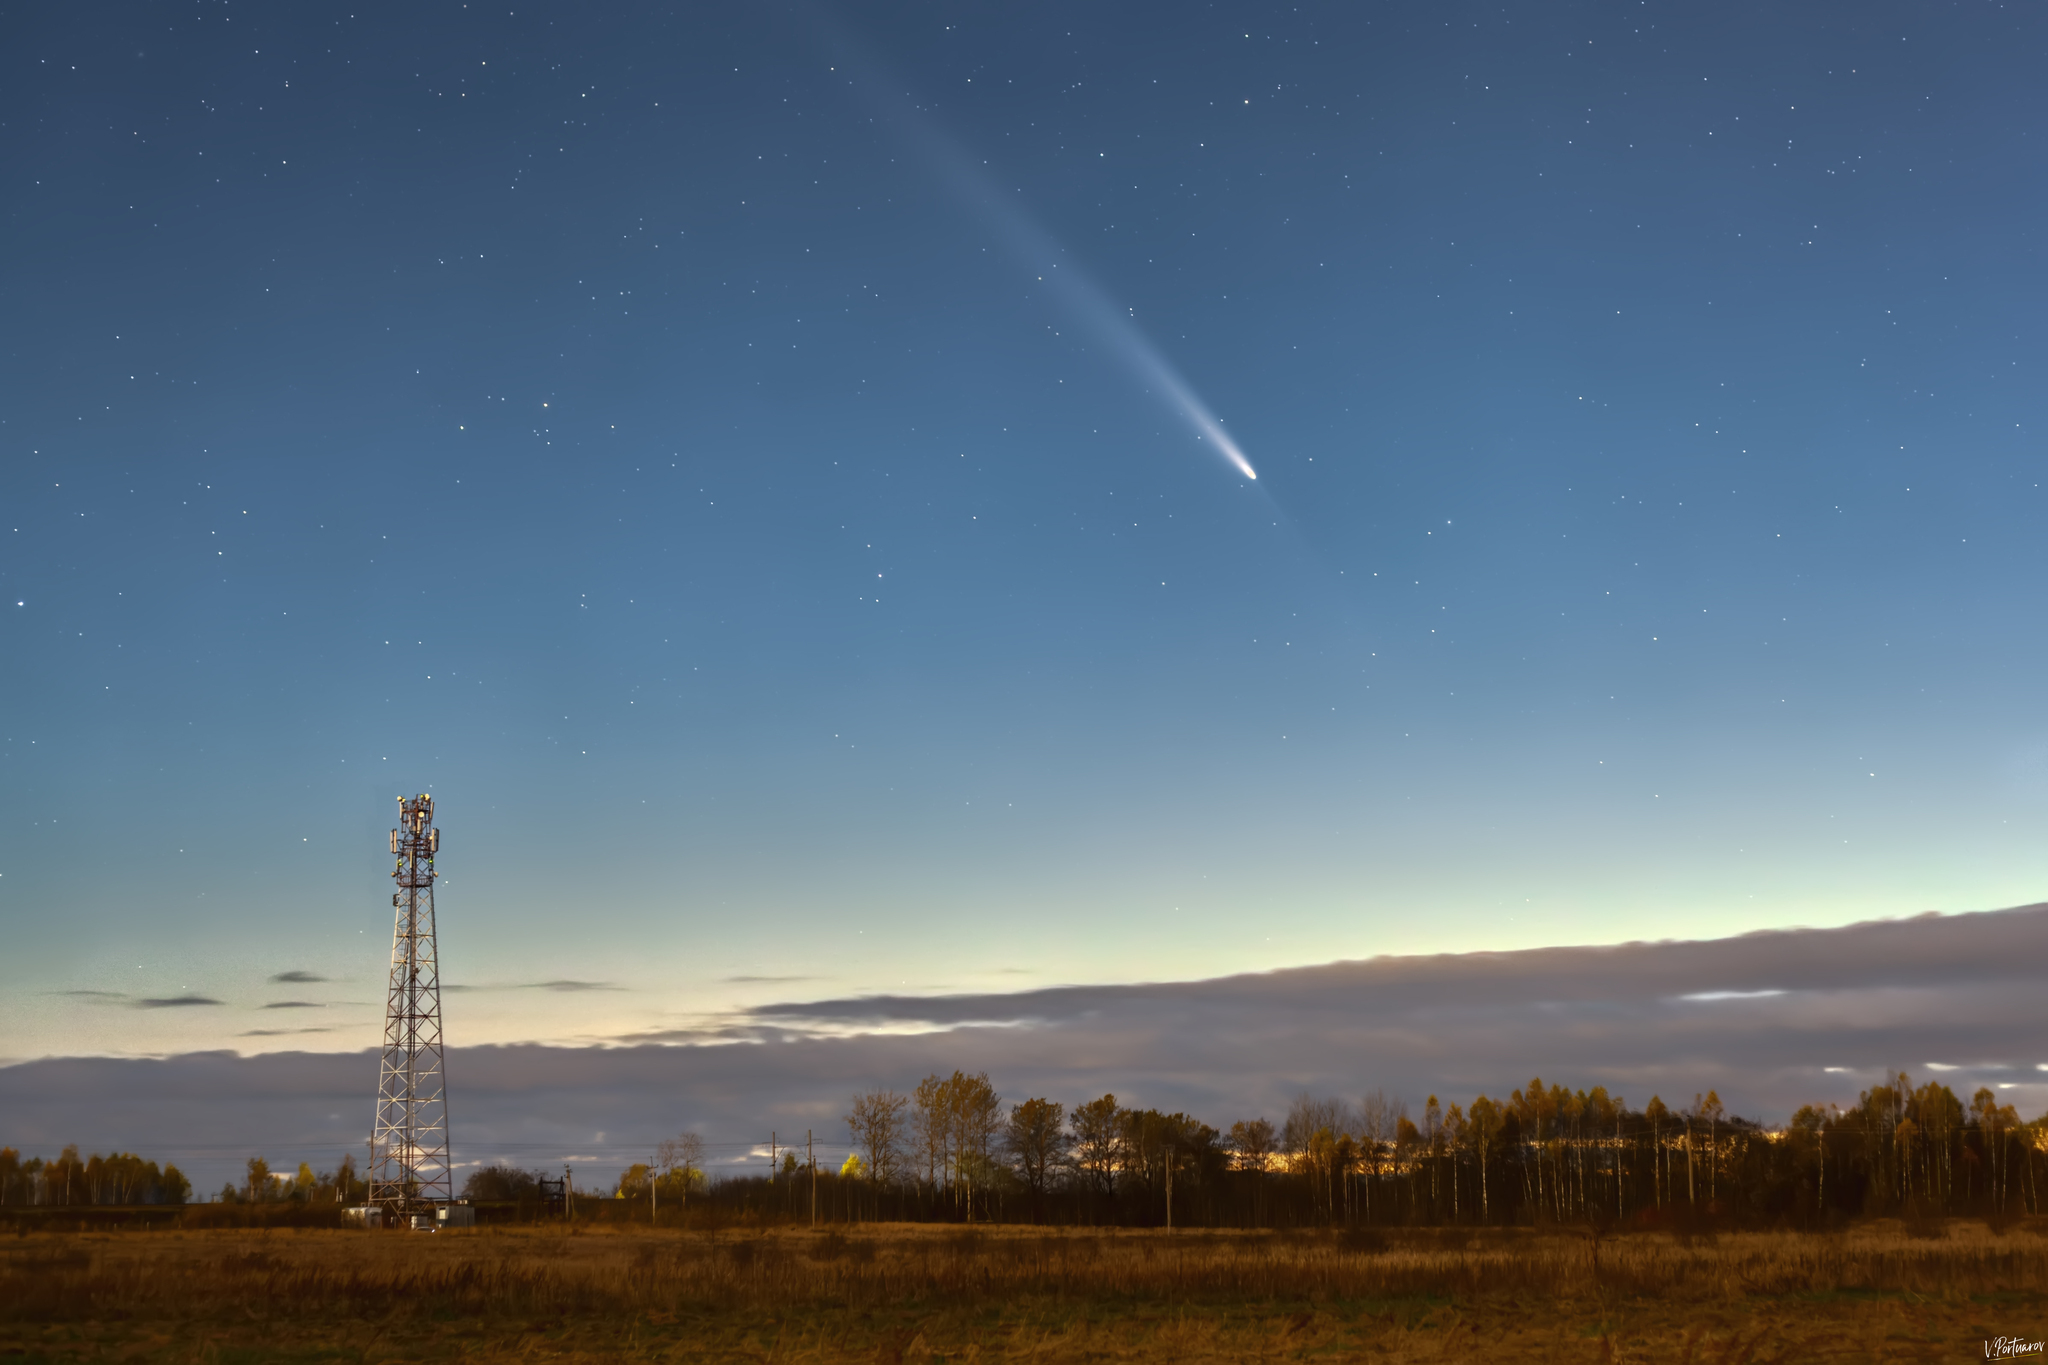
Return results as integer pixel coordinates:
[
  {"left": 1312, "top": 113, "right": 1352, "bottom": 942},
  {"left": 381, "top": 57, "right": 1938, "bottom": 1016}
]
[{"left": 1, "top": 0, "right": 2044, "bottom": 1059}]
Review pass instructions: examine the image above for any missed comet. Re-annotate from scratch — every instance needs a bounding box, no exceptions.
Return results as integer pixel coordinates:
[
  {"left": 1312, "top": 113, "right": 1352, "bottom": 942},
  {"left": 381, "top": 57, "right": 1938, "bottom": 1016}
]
[
  {"left": 1027, "top": 252, "right": 1260, "bottom": 482},
  {"left": 830, "top": 42, "right": 1257, "bottom": 483}
]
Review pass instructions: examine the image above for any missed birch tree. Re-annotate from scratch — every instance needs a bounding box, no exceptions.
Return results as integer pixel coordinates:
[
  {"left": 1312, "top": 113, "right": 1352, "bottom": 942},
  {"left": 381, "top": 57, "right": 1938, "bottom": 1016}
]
[{"left": 846, "top": 1089, "right": 908, "bottom": 1218}]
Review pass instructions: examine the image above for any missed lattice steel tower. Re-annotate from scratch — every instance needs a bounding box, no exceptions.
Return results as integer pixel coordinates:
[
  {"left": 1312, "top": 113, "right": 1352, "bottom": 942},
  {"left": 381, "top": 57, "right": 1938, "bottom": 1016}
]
[{"left": 370, "top": 793, "right": 451, "bottom": 1217}]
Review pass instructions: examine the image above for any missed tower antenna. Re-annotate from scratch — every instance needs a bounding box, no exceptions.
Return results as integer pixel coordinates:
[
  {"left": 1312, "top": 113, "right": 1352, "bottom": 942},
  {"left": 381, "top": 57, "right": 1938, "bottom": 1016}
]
[{"left": 370, "top": 793, "right": 451, "bottom": 1222}]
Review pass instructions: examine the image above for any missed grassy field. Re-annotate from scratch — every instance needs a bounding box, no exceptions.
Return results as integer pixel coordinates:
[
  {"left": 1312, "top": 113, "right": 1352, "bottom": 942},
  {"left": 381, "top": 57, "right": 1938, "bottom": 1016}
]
[{"left": 3, "top": 1219, "right": 2043, "bottom": 1362}]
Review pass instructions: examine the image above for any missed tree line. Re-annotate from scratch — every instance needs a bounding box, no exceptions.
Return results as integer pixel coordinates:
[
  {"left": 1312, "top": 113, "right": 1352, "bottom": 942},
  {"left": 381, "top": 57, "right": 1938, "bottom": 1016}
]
[
  {"left": 13, "top": 1070, "right": 2042, "bottom": 1227},
  {"left": 213, "top": 1154, "right": 368, "bottom": 1206},
  {"left": 0, "top": 1149, "right": 384, "bottom": 1209},
  {"left": 775, "top": 1070, "right": 2045, "bottom": 1227},
  {"left": 0, "top": 1146, "right": 191, "bottom": 1206}
]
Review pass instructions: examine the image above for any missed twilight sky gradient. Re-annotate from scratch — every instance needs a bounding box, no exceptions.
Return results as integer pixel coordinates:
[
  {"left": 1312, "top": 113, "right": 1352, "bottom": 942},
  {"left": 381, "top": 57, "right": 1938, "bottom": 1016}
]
[
  {"left": 3, "top": 2, "right": 2046, "bottom": 1075},
  {"left": 5, "top": 906, "right": 2045, "bottom": 1192}
]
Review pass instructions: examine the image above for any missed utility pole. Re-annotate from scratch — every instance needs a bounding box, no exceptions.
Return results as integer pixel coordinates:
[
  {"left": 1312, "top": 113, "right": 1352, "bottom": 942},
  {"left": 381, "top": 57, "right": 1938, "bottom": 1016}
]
[
  {"left": 808, "top": 1130, "right": 815, "bottom": 1227},
  {"left": 565, "top": 1166, "right": 573, "bottom": 1222},
  {"left": 651, "top": 1152, "right": 658, "bottom": 1224},
  {"left": 1166, "top": 1145, "right": 1174, "bottom": 1233},
  {"left": 770, "top": 1131, "right": 777, "bottom": 1215}
]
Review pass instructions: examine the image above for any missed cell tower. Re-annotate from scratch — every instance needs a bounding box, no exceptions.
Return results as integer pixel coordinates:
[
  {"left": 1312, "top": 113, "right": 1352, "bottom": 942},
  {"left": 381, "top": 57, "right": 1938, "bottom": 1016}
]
[{"left": 370, "top": 793, "right": 451, "bottom": 1219}]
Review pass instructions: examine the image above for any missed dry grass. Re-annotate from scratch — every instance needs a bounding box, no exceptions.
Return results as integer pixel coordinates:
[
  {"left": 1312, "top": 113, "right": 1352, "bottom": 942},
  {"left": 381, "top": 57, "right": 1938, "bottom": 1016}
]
[{"left": 3, "top": 1219, "right": 2043, "bottom": 1361}]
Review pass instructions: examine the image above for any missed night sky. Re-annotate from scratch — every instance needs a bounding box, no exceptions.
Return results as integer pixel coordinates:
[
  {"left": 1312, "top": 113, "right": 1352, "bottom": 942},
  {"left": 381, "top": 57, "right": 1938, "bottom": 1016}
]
[{"left": 5, "top": 0, "right": 2045, "bottom": 1067}]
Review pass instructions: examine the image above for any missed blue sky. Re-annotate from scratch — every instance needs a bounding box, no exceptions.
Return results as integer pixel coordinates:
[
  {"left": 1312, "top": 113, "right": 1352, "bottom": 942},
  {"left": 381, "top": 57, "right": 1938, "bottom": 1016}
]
[{"left": 3, "top": 0, "right": 2045, "bottom": 1064}]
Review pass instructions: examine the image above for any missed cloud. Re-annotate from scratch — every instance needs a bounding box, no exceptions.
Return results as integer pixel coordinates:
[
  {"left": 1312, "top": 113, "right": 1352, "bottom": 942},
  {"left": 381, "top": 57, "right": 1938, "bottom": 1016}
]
[
  {"left": 722, "top": 975, "right": 821, "bottom": 984},
  {"left": 238, "top": 1028, "right": 335, "bottom": 1038},
  {"left": 609, "top": 902, "right": 2048, "bottom": 1123},
  {"left": 260, "top": 1001, "right": 323, "bottom": 1010},
  {"left": 134, "top": 995, "right": 222, "bottom": 1009},
  {"left": 53, "top": 990, "right": 130, "bottom": 1001},
  {"left": 269, "top": 971, "right": 329, "bottom": 984},
  {"left": 439, "top": 980, "right": 622, "bottom": 994},
  {"left": 6, "top": 903, "right": 2045, "bottom": 1193}
]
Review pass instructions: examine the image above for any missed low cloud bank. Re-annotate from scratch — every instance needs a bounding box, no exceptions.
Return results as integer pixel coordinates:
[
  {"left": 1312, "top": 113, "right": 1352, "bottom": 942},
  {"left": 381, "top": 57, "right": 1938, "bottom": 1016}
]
[{"left": 4, "top": 905, "right": 2042, "bottom": 1192}]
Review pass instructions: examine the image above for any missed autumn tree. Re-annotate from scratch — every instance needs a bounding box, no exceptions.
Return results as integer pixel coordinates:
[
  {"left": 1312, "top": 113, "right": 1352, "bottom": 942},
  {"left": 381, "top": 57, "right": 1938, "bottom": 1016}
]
[
  {"left": 1229, "top": 1118, "right": 1276, "bottom": 1173},
  {"left": 463, "top": 1165, "right": 544, "bottom": 1201},
  {"left": 912, "top": 1074, "right": 949, "bottom": 1196},
  {"left": 1464, "top": 1095, "right": 1501, "bottom": 1223},
  {"left": 615, "top": 1162, "right": 654, "bottom": 1199},
  {"left": 1227, "top": 1118, "right": 1276, "bottom": 1225},
  {"left": 1422, "top": 1096, "right": 1444, "bottom": 1216},
  {"left": 1071, "top": 1095, "right": 1127, "bottom": 1200},
  {"left": 1583, "top": 1087, "right": 1620, "bottom": 1222},
  {"left": 949, "top": 1072, "right": 1005, "bottom": 1221},
  {"left": 1644, "top": 1096, "right": 1671, "bottom": 1207},
  {"left": 1973, "top": 1087, "right": 2022, "bottom": 1213},
  {"left": 1442, "top": 1102, "right": 1468, "bottom": 1222},
  {"left": 1699, "top": 1089, "right": 1726, "bottom": 1204},
  {"left": 1283, "top": 1094, "right": 1353, "bottom": 1157},
  {"left": 1357, "top": 1090, "right": 1403, "bottom": 1222},
  {"left": 1910, "top": 1081, "right": 1962, "bottom": 1211},
  {"left": 243, "top": 1156, "right": 273, "bottom": 1204},
  {"left": 1788, "top": 1104, "right": 1829, "bottom": 1215},
  {"left": 44, "top": 1146, "right": 84, "bottom": 1207},
  {"left": 845, "top": 1088, "right": 908, "bottom": 1216},
  {"left": 907, "top": 1070, "right": 1004, "bottom": 1217},
  {"left": 1852, "top": 1072, "right": 1911, "bottom": 1211},
  {"left": 1552, "top": 1087, "right": 1581, "bottom": 1220},
  {"left": 1004, "top": 1098, "right": 1068, "bottom": 1214},
  {"left": 656, "top": 1132, "right": 706, "bottom": 1210},
  {"left": 1394, "top": 1112, "right": 1422, "bottom": 1218},
  {"left": 333, "top": 1152, "right": 360, "bottom": 1205},
  {"left": 1280, "top": 1095, "right": 1356, "bottom": 1223},
  {"left": 1519, "top": 1080, "right": 1560, "bottom": 1220}
]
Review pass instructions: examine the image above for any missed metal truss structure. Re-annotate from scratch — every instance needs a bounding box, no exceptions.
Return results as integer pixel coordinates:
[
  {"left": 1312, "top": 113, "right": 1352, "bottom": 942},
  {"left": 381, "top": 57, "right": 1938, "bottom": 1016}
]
[{"left": 370, "top": 793, "right": 451, "bottom": 1218}]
